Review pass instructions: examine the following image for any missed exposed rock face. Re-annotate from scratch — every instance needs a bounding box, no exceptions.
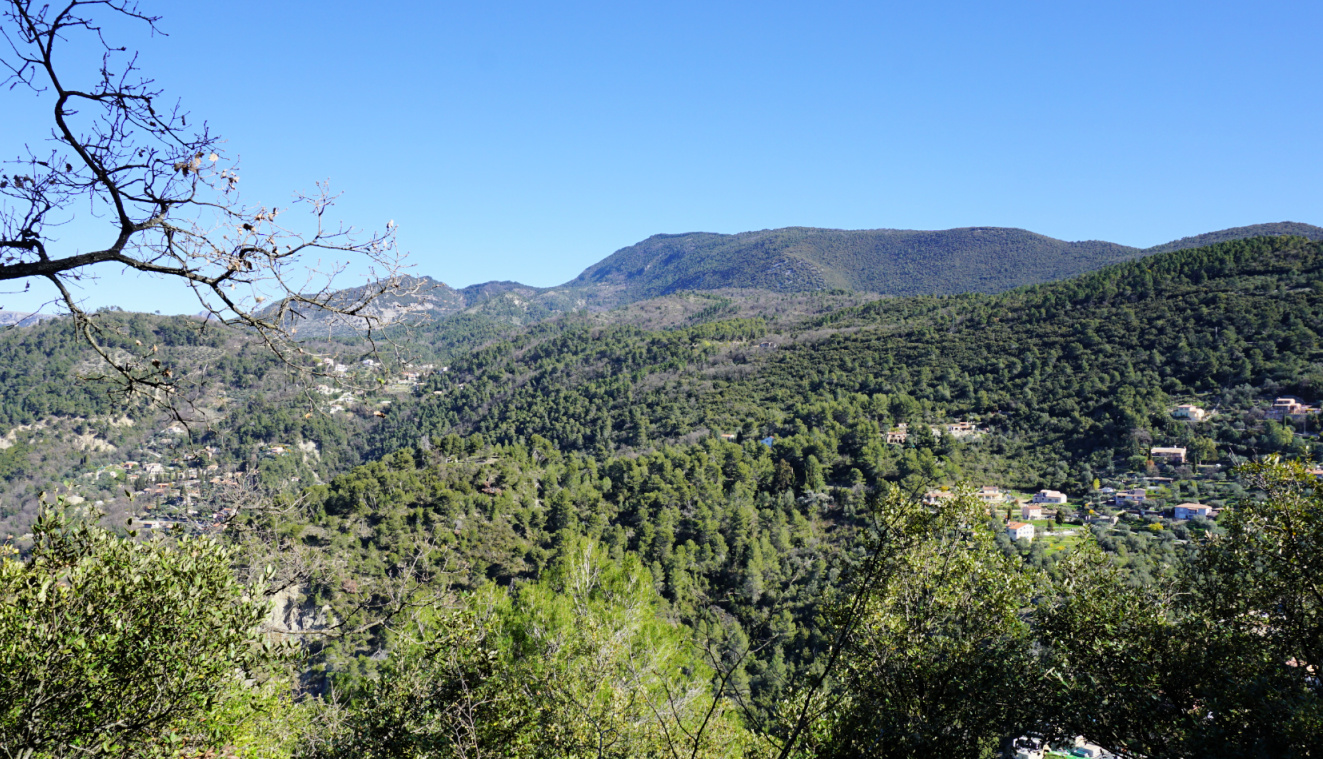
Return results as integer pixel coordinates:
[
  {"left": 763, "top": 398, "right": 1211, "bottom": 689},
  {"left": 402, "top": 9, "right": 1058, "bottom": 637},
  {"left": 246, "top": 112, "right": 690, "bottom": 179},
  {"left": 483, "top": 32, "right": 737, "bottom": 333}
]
[
  {"left": 73, "top": 432, "right": 117, "bottom": 452},
  {"left": 265, "top": 584, "right": 336, "bottom": 641}
]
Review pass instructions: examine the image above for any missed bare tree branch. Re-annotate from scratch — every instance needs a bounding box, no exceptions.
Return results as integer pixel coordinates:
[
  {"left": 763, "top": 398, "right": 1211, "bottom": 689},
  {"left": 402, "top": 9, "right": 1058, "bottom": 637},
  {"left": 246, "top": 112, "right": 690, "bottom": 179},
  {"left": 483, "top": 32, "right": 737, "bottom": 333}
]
[{"left": 1, "top": 1, "right": 411, "bottom": 413}]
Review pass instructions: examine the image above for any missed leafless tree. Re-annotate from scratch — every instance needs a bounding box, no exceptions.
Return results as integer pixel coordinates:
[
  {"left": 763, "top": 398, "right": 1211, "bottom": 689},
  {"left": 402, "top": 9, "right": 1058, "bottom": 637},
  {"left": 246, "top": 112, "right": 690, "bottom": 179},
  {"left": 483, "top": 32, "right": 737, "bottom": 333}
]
[{"left": 0, "top": 0, "right": 409, "bottom": 408}]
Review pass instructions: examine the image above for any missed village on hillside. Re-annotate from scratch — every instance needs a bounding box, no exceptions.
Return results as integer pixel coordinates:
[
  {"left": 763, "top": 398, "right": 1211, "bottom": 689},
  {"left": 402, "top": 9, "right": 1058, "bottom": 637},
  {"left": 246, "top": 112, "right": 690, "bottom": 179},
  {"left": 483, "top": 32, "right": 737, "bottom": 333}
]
[
  {"left": 908, "top": 397, "right": 1320, "bottom": 558},
  {"left": 1, "top": 360, "right": 445, "bottom": 539}
]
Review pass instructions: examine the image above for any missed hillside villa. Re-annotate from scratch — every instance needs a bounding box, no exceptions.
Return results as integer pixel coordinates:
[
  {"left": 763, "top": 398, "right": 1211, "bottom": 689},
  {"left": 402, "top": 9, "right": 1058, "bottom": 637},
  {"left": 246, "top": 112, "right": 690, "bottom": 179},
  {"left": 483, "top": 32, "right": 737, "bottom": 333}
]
[
  {"left": 1021, "top": 503, "right": 1050, "bottom": 520},
  {"left": 1174, "top": 503, "right": 1213, "bottom": 520},
  {"left": 923, "top": 489, "right": 955, "bottom": 506},
  {"left": 887, "top": 420, "right": 982, "bottom": 444},
  {"left": 1150, "top": 446, "right": 1187, "bottom": 465},
  {"left": 1006, "top": 521, "right": 1035, "bottom": 542},
  {"left": 1031, "top": 489, "right": 1068, "bottom": 504},
  {"left": 1172, "top": 404, "right": 1207, "bottom": 421},
  {"left": 1266, "top": 396, "right": 1320, "bottom": 421},
  {"left": 1115, "top": 488, "right": 1147, "bottom": 506}
]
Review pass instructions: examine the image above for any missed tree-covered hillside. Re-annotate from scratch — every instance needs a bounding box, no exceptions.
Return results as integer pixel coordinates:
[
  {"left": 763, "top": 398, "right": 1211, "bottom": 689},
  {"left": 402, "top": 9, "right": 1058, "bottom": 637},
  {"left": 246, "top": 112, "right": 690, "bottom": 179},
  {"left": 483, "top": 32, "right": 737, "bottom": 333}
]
[
  {"left": 569, "top": 226, "right": 1140, "bottom": 298},
  {"left": 0, "top": 310, "right": 292, "bottom": 430},
  {"left": 1144, "top": 221, "right": 1323, "bottom": 254},
  {"left": 273, "top": 222, "right": 1323, "bottom": 347},
  {"left": 564, "top": 222, "right": 1323, "bottom": 301},
  {"left": 7, "top": 234, "right": 1322, "bottom": 541},
  {"left": 378, "top": 235, "right": 1323, "bottom": 491}
]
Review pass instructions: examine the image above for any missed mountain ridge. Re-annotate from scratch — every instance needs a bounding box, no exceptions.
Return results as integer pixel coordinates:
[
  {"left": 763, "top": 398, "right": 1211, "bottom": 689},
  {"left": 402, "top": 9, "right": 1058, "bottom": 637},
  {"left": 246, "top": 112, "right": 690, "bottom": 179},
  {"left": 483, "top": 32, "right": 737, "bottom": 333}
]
[
  {"left": 258, "top": 222, "right": 1323, "bottom": 338},
  {"left": 565, "top": 222, "right": 1323, "bottom": 302}
]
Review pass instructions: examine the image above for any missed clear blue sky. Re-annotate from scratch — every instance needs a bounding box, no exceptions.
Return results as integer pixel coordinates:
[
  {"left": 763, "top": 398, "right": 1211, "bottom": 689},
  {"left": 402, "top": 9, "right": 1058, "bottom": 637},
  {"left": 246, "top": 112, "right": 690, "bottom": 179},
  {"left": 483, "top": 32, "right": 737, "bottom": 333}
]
[{"left": 4, "top": 0, "right": 1322, "bottom": 314}]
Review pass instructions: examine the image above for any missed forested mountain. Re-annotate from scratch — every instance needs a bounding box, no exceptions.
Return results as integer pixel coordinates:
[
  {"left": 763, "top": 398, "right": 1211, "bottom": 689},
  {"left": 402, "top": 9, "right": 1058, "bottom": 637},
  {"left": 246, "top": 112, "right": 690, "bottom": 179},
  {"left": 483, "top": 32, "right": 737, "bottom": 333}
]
[
  {"left": 374, "top": 234, "right": 1323, "bottom": 490},
  {"left": 1144, "top": 221, "right": 1323, "bottom": 254},
  {"left": 568, "top": 227, "right": 1137, "bottom": 298},
  {"left": 564, "top": 221, "right": 1323, "bottom": 300},
  {"left": 279, "top": 221, "right": 1323, "bottom": 342},
  {"left": 7, "top": 234, "right": 1323, "bottom": 757},
  {"left": 7, "top": 234, "right": 1323, "bottom": 536},
  {"left": 229, "top": 234, "right": 1323, "bottom": 757}
]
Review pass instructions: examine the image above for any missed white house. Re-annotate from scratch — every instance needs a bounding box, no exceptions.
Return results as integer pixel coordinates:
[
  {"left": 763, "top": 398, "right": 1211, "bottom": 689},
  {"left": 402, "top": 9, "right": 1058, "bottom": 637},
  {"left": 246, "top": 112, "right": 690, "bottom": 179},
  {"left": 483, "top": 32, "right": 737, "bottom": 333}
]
[
  {"left": 1180, "top": 404, "right": 1211, "bottom": 423},
  {"left": 1175, "top": 503, "right": 1213, "bottom": 520},
  {"left": 1172, "top": 404, "right": 1207, "bottom": 421},
  {"left": 1032, "top": 489, "right": 1068, "bottom": 504},
  {"left": 1006, "top": 521, "right": 1035, "bottom": 542}
]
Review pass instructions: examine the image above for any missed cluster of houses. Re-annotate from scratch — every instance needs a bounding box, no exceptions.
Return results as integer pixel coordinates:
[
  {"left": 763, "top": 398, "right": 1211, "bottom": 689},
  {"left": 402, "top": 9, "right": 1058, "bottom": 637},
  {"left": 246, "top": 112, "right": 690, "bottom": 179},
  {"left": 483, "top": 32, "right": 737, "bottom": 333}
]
[
  {"left": 920, "top": 486, "right": 1059, "bottom": 543},
  {"left": 72, "top": 432, "right": 247, "bottom": 525},
  {"left": 885, "top": 421, "right": 982, "bottom": 444},
  {"left": 922, "top": 479, "right": 1221, "bottom": 546},
  {"left": 317, "top": 356, "right": 440, "bottom": 384},
  {"left": 1178, "top": 396, "right": 1323, "bottom": 424},
  {"left": 1096, "top": 484, "right": 1216, "bottom": 520},
  {"left": 316, "top": 359, "right": 441, "bottom": 412},
  {"left": 131, "top": 503, "right": 239, "bottom": 534},
  {"left": 1005, "top": 490, "right": 1070, "bottom": 542}
]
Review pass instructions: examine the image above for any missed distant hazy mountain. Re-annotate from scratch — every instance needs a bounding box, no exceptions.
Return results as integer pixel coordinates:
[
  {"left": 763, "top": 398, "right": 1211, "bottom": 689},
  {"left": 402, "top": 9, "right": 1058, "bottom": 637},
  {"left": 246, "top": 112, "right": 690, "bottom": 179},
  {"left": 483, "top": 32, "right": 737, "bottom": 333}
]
[
  {"left": 566, "top": 222, "right": 1323, "bottom": 301},
  {"left": 267, "top": 275, "right": 571, "bottom": 337},
  {"left": 0, "top": 310, "right": 58, "bottom": 327}
]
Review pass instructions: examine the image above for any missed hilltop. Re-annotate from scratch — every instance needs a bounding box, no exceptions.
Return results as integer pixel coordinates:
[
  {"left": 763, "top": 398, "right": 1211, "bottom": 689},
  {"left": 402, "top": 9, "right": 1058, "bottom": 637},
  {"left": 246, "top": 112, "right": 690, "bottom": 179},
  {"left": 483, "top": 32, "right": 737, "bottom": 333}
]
[
  {"left": 1144, "top": 221, "right": 1323, "bottom": 254},
  {"left": 567, "top": 226, "right": 1133, "bottom": 300},
  {"left": 565, "top": 221, "right": 1323, "bottom": 301},
  {"left": 274, "top": 221, "right": 1323, "bottom": 341}
]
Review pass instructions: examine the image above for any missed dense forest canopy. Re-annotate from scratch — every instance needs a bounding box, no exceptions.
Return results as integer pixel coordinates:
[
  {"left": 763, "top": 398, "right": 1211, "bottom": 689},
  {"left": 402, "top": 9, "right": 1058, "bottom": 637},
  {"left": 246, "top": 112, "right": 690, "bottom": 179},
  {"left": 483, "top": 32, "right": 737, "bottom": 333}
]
[{"left": 374, "top": 235, "right": 1323, "bottom": 492}]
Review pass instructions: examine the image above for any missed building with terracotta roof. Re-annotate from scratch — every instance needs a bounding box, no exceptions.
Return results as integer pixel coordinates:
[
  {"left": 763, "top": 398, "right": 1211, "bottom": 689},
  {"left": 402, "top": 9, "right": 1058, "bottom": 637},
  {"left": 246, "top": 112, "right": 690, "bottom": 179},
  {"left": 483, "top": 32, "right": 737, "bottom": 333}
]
[{"left": 1006, "top": 522, "right": 1035, "bottom": 541}]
